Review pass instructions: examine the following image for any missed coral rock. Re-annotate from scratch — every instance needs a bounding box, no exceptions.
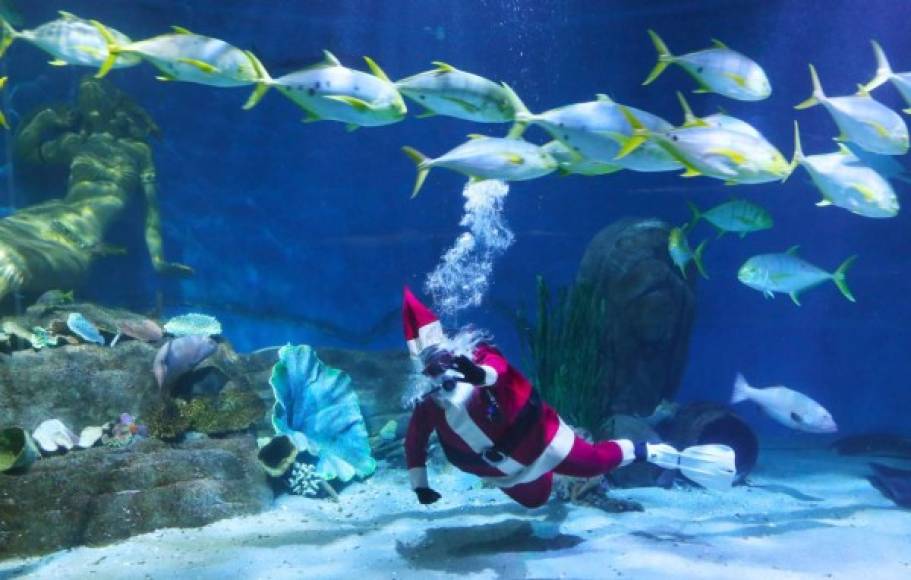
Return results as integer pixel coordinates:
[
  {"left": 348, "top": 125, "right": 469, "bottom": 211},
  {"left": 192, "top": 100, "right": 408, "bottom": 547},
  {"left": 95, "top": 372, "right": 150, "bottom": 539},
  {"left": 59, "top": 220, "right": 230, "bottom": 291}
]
[
  {"left": 163, "top": 313, "right": 222, "bottom": 337},
  {"left": 152, "top": 335, "right": 218, "bottom": 390},
  {"left": 32, "top": 419, "right": 79, "bottom": 453}
]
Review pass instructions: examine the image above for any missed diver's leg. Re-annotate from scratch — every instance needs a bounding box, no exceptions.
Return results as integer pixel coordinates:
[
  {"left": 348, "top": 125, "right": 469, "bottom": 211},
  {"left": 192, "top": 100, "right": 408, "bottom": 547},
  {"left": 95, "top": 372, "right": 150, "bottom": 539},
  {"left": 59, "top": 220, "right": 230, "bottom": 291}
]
[
  {"left": 502, "top": 472, "right": 554, "bottom": 508},
  {"left": 553, "top": 436, "right": 630, "bottom": 478}
]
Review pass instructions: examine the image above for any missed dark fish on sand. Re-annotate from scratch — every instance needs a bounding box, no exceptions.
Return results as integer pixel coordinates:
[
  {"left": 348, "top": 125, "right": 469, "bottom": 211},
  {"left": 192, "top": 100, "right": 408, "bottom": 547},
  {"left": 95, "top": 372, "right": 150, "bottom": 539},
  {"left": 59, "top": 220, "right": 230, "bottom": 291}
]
[{"left": 868, "top": 462, "right": 911, "bottom": 508}]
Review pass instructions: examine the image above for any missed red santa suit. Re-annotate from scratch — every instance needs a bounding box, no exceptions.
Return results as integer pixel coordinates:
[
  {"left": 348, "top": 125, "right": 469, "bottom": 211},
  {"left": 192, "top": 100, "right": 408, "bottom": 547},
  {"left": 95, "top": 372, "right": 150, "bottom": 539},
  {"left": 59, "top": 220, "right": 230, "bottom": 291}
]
[{"left": 402, "top": 287, "right": 637, "bottom": 508}]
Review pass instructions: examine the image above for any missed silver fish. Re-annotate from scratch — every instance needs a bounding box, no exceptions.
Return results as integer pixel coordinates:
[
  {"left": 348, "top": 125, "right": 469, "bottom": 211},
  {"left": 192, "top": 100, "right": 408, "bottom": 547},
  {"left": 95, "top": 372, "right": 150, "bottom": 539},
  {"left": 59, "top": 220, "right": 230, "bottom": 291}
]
[
  {"left": 796, "top": 64, "right": 908, "bottom": 156},
  {"left": 731, "top": 373, "right": 837, "bottom": 434}
]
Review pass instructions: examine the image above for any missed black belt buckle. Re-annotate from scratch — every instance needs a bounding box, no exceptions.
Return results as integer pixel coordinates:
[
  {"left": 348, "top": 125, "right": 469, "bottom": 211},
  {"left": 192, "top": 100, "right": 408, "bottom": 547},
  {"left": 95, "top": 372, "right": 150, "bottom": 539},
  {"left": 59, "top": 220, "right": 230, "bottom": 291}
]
[{"left": 483, "top": 449, "right": 505, "bottom": 463}]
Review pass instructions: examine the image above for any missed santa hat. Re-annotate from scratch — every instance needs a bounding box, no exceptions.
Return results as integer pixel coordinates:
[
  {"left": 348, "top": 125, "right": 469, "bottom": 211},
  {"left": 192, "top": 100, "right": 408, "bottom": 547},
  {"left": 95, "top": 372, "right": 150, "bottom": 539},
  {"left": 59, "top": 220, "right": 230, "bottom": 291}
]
[{"left": 402, "top": 286, "right": 445, "bottom": 358}]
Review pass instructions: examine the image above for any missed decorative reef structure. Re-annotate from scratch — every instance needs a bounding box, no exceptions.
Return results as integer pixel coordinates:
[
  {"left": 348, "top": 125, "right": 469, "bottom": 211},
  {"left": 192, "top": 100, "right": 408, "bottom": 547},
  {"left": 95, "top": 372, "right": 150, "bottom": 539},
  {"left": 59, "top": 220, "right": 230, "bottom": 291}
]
[{"left": 0, "top": 76, "right": 189, "bottom": 307}]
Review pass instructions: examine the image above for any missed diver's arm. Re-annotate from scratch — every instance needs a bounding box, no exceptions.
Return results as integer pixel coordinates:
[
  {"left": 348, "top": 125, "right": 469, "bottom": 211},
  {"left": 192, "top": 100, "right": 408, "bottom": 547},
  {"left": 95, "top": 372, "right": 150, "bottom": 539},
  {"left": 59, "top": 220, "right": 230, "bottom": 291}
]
[
  {"left": 138, "top": 147, "right": 193, "bottom": 277},
  {"left": 405, "top": 401, "right": 440, "bottom": 503}
]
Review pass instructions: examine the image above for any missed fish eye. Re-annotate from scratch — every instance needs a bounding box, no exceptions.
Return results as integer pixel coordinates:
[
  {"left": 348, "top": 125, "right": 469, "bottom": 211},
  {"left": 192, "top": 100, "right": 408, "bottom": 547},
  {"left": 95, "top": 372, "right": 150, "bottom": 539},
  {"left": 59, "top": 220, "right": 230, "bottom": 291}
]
[{"left": 671, "top": 134, "right": 678, "bottom": 141}]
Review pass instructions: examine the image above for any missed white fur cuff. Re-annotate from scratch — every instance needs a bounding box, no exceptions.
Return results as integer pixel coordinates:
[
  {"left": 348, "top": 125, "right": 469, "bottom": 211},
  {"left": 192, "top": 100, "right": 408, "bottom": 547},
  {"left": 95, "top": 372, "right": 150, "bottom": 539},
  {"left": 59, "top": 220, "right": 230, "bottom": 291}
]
[
  {"left": 480, "top": 365, "right": 498, "bottom": 386},
  {"left": 616, "top": 439, "right": 636, "bottom": 467},
  {"left": 409, "top": 467, "right": 429, "bottom": 489}
]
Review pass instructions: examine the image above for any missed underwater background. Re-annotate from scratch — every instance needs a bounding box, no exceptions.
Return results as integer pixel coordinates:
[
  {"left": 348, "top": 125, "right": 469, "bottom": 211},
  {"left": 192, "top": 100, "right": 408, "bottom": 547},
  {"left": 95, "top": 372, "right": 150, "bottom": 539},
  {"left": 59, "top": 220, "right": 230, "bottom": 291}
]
[{"left": 1, "top": 0, "right": 909, "bottom": 445}]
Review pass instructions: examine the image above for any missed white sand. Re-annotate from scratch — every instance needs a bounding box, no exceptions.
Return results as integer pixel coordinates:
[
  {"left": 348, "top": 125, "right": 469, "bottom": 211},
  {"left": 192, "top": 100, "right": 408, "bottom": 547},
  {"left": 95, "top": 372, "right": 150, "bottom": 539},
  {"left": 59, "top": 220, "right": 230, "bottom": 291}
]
[{"left": 2, "top": 448, "right": 909, "bottom": 580}]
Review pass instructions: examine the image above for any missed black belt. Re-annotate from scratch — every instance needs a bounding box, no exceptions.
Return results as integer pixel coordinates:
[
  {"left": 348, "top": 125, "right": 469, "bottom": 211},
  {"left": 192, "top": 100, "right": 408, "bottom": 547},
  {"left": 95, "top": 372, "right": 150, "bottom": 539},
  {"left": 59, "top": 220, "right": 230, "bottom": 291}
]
[{"left": 442, "top": 389, "right": 542, "bottom": 467}]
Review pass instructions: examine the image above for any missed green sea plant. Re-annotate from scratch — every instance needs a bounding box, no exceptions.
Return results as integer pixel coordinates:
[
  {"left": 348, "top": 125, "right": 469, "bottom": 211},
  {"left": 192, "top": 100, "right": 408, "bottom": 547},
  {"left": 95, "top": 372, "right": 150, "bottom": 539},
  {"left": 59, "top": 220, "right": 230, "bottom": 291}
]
[
  {"left": 270, "top": 344, "right": 376, "bottom": 483},
  {"left": 516, "top": 276, "right": 610, "bottom": 434}
]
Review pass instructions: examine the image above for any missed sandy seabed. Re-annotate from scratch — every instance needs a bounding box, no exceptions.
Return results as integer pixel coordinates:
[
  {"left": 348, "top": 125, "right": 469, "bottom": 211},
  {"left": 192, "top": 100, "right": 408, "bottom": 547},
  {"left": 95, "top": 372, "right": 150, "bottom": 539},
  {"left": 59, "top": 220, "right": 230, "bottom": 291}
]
[{"left": 1, "top": 448, "right": 909, "bottom": 580}]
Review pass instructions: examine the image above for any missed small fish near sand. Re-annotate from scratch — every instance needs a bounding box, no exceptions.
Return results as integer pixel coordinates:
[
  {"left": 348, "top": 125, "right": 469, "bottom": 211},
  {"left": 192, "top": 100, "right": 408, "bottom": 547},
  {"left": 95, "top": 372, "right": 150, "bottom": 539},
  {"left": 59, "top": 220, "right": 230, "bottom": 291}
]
[
  {"left": 643, "top": 30, "right": 771, "bottom": 101},
  {"left": 795, "top": 64, "right": 909, "bottom": 156},
  {"left": 868, "top": 462, "right": 911, "bottom": 509},
  {"left": 731, "top": 373, "right": 837, "bottom": 434},
  {"left": 668, "top": 226, "right": 708, "bottom": 279},
  {"left": 402, "top": 135, "right": 558, "bottom": 197},
  {"left": 737, "top": 246, "right": 856, "bottom": 305},
  {"left": 687, "top": 199, "right": 773, "bottom": 238}
]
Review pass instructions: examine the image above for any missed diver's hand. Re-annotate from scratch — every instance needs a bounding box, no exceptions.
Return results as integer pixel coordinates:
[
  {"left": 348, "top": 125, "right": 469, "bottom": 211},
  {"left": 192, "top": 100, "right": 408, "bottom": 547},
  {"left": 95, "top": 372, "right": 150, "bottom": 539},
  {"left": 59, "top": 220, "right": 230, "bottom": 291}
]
[
  {"left": 415, "top": 487, "right": 442, "bottom": 505},
  {"left": 452, "top": 355, "right": 487, "bottom": 385}
]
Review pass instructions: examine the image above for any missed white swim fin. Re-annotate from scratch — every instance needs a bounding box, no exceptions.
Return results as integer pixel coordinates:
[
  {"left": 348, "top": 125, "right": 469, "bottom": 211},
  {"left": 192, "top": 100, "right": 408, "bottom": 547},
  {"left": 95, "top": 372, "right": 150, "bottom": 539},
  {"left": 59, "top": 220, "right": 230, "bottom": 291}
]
[{"left": 647, "top": 443, "right": 737, "bottom": 490}]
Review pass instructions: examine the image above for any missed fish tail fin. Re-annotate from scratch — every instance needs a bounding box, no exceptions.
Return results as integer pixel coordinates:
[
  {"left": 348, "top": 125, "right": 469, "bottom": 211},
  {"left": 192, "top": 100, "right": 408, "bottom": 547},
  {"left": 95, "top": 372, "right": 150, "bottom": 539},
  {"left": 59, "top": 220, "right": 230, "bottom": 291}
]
[
  {"left": 686, "top": 200, "right": 702, "bottom": 229},
  {"left": 795, "top": 64, "right": 824, "bottom": 110},
  {"left": 614, "top": 106, "right": 649, "bottom": 159},
  {"left": 787, "top": 120, "right": 805, "bottom": 178},
  {"left": 833, "top": 255, "right": 857, "bottom": 303},
  {"left": 643, "top": 29, "right": 674, "bottom": 85},
  {"left": 502, "top": 82, "right": 530, "bottom": 139},
  {"left": 731, "top": 373, "right": 751, "bottom": 405},
  {"left": 89, "top": 19, "right": 124, "bottom": 79},
  {"left": 693, "top": 239, "right": 709, "bottom": 279},
  {"left": 242, "top": 51, "right": 272, "bottom": 110},
  {"left": 402, "top": 146, "right": 431, "bottom": 198},
  {"left": 863, "top": 40, "right": 893, "bottom": 93},
  {"left": 0, "top": 17, "right": 19, "bottom": 58}
]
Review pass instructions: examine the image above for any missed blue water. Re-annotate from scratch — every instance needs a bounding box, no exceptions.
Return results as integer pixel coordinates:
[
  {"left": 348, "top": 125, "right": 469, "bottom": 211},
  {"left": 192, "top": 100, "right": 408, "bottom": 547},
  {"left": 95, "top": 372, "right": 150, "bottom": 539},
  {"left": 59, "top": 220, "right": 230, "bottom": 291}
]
[{"left": 3, "top": 0, "right": 910, "bottom": 440}]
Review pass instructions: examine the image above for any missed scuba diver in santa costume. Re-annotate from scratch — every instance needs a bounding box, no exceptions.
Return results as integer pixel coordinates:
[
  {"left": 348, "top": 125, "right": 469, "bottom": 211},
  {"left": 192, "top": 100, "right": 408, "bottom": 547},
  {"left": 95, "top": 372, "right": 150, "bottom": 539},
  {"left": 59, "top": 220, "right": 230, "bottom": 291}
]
[{"left": 402, "top": 286, "right": 736, "bottom": 508}]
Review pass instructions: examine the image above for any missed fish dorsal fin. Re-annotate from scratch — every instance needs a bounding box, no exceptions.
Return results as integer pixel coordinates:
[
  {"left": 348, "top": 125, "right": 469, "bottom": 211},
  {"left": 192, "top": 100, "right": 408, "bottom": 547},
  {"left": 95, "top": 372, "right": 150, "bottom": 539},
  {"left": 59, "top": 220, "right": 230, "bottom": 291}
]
[
  {"left": 431, "top": 60, "right": 456, "bottom": 73},
  {"left": 785, "top": 245, "right": 800, "bottom": 256},
  {"left": 171, "top": 25, "right": 193, "bottom": 35},
  {"left": 322, "top": 50, "right": 342, "bottom": 67},
  {"left": 836, "top": 143, "right": 852, "bottom": 155},
  {"left": 58, "top": 10, "right": 79, "bottom": 21},
  {"left": 466, "top": 133, "right": 488, "bottom": 140},
  {"left": 676, "top": 91, "right": 707, "bottom": 128},
  {"left": 855, "top": 83, "right": 872, "bottom": 97},
  {"left": 711, "top": 38, "right": 728, "bottom": 49},
  {"left": 364, "top": 56, "right": 391, "bottom": 82},
  {"left": 596, "top": 93, "right": 614, "bottom": 103}
]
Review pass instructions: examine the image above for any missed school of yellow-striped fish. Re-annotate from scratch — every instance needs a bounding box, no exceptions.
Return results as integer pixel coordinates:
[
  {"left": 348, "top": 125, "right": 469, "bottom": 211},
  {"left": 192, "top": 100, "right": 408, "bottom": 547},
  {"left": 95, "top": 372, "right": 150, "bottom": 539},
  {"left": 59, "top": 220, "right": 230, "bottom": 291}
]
[{"left": 2, "top": 13, "right": 907, "bottom": 306}]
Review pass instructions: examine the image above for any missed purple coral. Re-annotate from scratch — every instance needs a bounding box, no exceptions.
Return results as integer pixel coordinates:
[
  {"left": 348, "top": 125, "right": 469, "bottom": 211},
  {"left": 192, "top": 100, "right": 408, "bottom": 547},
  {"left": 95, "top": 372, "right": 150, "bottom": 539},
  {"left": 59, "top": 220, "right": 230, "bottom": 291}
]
[{"left": 152, "top": 335, "right": 218, "bottom": 391}]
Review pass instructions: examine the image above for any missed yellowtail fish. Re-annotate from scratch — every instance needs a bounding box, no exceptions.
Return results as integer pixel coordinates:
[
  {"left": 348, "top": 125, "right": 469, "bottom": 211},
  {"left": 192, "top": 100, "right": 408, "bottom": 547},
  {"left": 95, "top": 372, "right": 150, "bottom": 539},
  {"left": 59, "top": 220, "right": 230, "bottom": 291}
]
[
  {"left": 863, "top": 41, "right": 911, "bottom": 114},
  {"left": 791, "top": 122, "right": 899, "bottom": 218},
  {"left": 738, "top": 246, "right": 856, "bottom": 305},
  {"left": 247, "top": 50, "right": 405, "bottom": 130},
  {"left": 687, "top": 199, "right": 772, "bottom": 237},
  {"left": 643, "top": 30, "right": 771, "bottom": 101},
  {"left": 92, "top": 21, "right": 269, "bottom": 107},
  {"left": 402, "top": 135, "right": 557, "bottom": 198},
  {"left": 515, "top": 94, "right": 682, "bottom": 172},
  {"left": 0, "top": 75, "right": 7, "bottom": 129},
  {"left": 542, "top": 140, "right": 623, "bottom": 176},
  {"left": 395, "top": 61, "right": 526, "bottom": 122},
  {"left": 0, "top": 11, "right": 140, "bottom": 69},
  {"left": 795, "top": 64, "right": 908, "bottom": 156},
  {"left": 615, "top": 92, "right": 790, "bottom": 184},
  {"left": 668, "top": 226, "right": 707, "bottom": 279}
]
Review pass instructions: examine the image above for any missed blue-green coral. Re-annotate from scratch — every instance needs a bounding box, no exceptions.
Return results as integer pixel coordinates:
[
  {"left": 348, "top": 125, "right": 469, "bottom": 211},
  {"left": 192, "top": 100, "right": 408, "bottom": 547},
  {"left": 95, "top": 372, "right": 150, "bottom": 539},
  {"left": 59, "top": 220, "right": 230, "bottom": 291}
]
[
  {"left": 163, "top": 313, "right": 222, "bottom": 337},
  {"left": 270, "top": 344, "right": 376, "bottom": 483}
]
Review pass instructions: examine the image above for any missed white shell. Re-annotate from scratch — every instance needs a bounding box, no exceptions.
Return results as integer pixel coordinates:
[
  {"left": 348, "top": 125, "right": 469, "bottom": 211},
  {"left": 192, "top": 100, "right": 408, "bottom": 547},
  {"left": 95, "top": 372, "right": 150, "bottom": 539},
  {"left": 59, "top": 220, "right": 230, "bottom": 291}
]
[
  {"left": 32, "top": 419, "right": 79, "bottom": 453},
  {"left": 77, "top": 425, "right": 104, "bottom": 449}
]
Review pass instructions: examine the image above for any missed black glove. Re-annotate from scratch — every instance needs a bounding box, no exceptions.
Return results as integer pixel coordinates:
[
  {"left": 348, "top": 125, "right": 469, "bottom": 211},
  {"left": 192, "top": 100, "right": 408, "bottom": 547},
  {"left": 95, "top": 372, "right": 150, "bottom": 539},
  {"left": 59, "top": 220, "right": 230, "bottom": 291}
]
[
  {"left": 452, "top": 355, "right": 487, "bottom": 385},
  {"left": 415, "top": 487, "right": 442, "bottom": 505}
]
